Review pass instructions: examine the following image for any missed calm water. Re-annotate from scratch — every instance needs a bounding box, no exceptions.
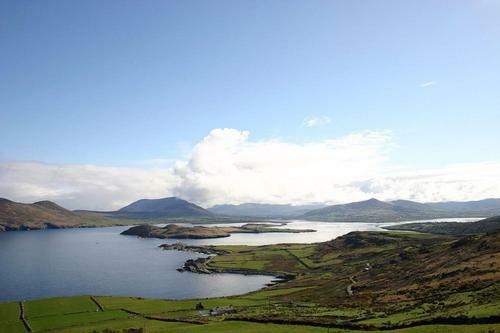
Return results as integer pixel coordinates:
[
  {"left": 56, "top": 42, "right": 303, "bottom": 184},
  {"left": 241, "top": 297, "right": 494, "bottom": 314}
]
[{"left": 0, "top": 218, "right": 480, "bottom": 301}]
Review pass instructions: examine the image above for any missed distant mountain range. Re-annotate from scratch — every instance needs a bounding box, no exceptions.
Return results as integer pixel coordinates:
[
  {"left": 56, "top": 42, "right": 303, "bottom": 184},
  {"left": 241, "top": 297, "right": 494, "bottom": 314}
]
[
  {"left": 2, "top": 196, "right": 500, "bottom": 232},
  {"left": 208, "top": 203, "right": 326, "bottom": 218},
  {"left": 0, "top": 196, "right": 213, "bottom": 231},
  {"left": 301, "top": 198, "right": 500, "bottom": 222},
  {"left": 91, "top": 196, "right": 500, "bottom": 222},
  {"left": 426, "top": 198, "right": 500, "bottom": 216}
]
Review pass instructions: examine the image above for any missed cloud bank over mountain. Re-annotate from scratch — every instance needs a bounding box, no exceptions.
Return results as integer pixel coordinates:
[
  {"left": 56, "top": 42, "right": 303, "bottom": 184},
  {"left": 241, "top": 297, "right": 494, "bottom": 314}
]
[{"left": 1, "top": 128, "right": 499, "bottom": 210}]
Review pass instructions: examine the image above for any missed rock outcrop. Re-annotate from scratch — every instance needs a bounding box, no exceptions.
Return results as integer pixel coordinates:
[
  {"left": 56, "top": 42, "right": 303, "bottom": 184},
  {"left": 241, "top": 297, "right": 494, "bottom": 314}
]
[{"left": 159, "top": 243, "right": 228, "bottom": 255}]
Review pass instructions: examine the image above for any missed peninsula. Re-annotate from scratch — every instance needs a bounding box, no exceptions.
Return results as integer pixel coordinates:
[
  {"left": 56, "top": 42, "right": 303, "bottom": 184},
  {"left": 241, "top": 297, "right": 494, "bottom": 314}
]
[{"left": 3, "top": 225, "right": 498, "bottom": 332}]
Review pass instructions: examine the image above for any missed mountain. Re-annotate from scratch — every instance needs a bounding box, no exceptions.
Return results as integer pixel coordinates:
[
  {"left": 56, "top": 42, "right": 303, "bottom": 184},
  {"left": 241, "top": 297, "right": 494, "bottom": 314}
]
[
  {"left": 110, "top": 197, "right": 213, "bottom": 219},
  {"left": 0, "top": 196, "right": 216, "bottom": 231},
  {"left": 301, "top": 198, "right": 451, "bottom": 222},
  {"left": 426, "top": 198, "right": 500, "bottom": 216},
  {"left": 208, "top": 203, "right": 326, "bottom": 218},
  {"left": 383, "top": 215, "right": 500, "bottom": 235},
  {"left": 0, "top": 198, "right": 91, "bottom": 231}
]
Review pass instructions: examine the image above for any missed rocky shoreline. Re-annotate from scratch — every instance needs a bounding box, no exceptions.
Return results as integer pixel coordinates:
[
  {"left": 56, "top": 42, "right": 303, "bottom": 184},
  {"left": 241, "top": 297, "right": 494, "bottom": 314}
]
[
  {"left": 159, "top": 243, "right": 228, "bottom": 255},
  {"left": 178, "top": 256, "right": 293, "bottom": 283},
  {"left": 160, "top": 242, "right": 294, "bottom": 284}
]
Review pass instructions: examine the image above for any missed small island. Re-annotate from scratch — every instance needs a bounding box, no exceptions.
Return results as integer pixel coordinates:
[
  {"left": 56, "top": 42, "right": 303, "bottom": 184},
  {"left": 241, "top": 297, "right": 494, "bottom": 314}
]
[{"left": 121, "top": 223, "right": 315, "bottom": 239}]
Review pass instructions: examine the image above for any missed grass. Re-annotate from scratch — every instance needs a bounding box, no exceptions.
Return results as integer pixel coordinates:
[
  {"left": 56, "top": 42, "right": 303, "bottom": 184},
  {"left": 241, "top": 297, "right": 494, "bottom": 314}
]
[
  {"left": 0, "top": 302, "right": 19, "bottom": 323},
  {"left": 96, "top": 296, "right": 270, "bottom": 316},
  {"left": 2, "top": 288, "right": 499, "bottom": 332},
  {"left": 0, "top": 302, "right": 25, "bottom": 333},
  {"left": 0, "top": 321, "right": 26, "bottom": 333},
  {"left": 169, "top": 321, "right": 327, "bottom": 333},
  {"left": 389, "top": 324, "right": 500, "bottom": 333},
  {"left": 210, "top": 253, "right": 268, "bottom": 270},
  {"left": 96, "top": 297, "right": 186, "bottom": 314},
  {"left": 4, "top": 311, "right": 500, "bottom": 333},
  {"left": 383, "top": 216, "right": 500, "bottom": 235},
  {"left": 241, "top": 287, "right": 313, "bottom": 300},
  {"left": 41, "top": 318, "right": 193, "bottom": 333},
  {"left": 2, "top": 230, "right": 499, "bottom": 332},
  {"left": 24, "top": 296, "right": 98, "bottom": 318},
  {"left": 29, "top": 310, "right": 129, "bottom": 331},
  {"left": 208, "top": 247, "right": 307, "bottom": 274}
]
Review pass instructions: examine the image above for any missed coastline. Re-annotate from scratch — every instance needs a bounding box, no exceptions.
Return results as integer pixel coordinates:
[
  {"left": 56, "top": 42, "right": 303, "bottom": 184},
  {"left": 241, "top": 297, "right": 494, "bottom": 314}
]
[{"left": 160, "top": 243, "right": 294, "bottom": 284}]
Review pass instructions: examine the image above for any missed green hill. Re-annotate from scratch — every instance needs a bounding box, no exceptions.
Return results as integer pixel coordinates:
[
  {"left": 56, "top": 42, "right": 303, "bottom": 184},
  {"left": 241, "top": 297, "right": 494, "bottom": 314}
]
[
  {"left": 301, "top": 198, "right": 451, "bottom": 222},
  {"left": 384, "top": 215, "right": 500, "bottom": 235},
  {"left": 0, "top": 198, "right": 94, "bottom": 231}
]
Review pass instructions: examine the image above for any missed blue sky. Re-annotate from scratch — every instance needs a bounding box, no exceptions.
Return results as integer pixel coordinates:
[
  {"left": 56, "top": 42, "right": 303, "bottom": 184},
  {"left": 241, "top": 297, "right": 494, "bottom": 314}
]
[{"left": 1, "top": 1, "right": 500, "bottom": 208}]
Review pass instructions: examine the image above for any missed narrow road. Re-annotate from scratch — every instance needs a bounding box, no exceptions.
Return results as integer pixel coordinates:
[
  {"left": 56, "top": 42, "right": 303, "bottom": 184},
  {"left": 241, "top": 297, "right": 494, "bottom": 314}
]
[
  {"left": 346, "top": 276, "right": 356, "bottom": 296},
  {"left": 346, "top": 263, "right": 370, "bottom": 296}
]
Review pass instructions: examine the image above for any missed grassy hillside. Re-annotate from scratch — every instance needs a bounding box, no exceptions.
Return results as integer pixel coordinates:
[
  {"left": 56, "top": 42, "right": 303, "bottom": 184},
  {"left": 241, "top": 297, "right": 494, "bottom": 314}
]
[
  {"left": 0, "top": 198, "right": 159, "bottom": 231},
  {"left": 427, "top": 198, "right": 500, "bottom": 216},
  {"left": 384, "top": 216, "right": 500, "bottom": 235},
  {"left": 203, "top": 231, "right": 500, "bottom": 324},
  {"left": 2, "top": 230, "right": 499, "bottom": 332},
  {"left": 209, "top": 198, "right": 500, "bottom": 221},
  {"left": 302, "top": 198, "right": 452, "bottom": 222},
  {"left": 0, "top": 198, "right": 106, "bottom": 231}
]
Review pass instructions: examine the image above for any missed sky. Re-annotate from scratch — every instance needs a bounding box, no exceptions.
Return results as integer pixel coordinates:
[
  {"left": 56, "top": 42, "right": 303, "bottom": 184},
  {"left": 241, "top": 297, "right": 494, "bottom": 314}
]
[{"left": 1, "top": 1, "right": 500, "bottom": 210}]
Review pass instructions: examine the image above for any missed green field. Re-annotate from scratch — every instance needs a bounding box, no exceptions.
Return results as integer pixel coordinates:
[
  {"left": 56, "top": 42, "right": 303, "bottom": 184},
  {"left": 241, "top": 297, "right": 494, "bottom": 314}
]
[
  {"left": 2, "top": 295, "right": 500, "bottom": 333},
  {"left": 29, "top": 310, "right": 129, "bottom": 332},
  {"left": 25, "top": 296, "right": 98, "bottom": 319},
  {"left": 0, "top": 302, "right": 19, "bottom": 323},
  {"left": 0, "top": 302, "right": 24, "bottom": 333},
  {"left": 1, "top": 230, "right": 499, "bottom": 332}
]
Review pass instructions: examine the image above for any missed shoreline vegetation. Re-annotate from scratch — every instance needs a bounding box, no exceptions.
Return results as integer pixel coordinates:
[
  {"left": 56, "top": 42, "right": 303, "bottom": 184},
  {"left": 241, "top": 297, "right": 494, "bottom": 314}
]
[
  {"left": 383, "top": 216, "right": 500, "bottom": 235},
  {"left": 2, "top": 222, "right": 499, "bottom": 333}
]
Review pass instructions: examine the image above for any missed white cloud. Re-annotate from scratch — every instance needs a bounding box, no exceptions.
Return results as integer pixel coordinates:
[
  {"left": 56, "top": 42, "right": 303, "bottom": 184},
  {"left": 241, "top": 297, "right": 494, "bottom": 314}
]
[
  {"left": 171, "top": 129, "right": 393, "bottom": 206},
  {"left": 0, "top": 162, "right": 178, "bottom": 210},
  {"left": 303, "top": 115, "right": 331, "bottom": 128},
  {"left": 354, "top": 161, "right": 500, "bottom": 203},
  {"left": 1, "top": 128, "right": 500, "bottom": 210},
  {"left": 419, "top": 81, "right": 437, "bottom": 88}
]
